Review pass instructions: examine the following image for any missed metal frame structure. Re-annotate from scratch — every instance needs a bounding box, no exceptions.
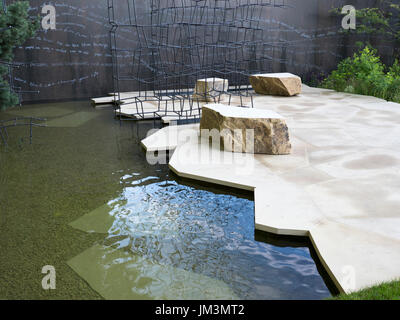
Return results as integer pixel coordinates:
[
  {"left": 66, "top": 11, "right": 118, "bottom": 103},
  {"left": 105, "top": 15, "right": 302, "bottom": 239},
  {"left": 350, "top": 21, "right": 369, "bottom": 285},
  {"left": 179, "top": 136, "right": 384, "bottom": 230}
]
[
  {"left": 0, "top": 60, "right": 25, "bottom": 107},
  {"left": 0, "top": 117, "right": 47, "bottom": 146},
  {"left": 107, "top": 0, "right": 289, "bottom": 122}
]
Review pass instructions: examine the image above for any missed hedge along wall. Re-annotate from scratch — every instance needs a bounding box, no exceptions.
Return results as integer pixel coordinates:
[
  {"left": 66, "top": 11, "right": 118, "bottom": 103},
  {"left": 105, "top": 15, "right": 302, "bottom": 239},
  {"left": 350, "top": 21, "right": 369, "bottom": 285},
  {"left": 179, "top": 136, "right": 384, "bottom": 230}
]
[{"left": 8, "top": 0, "right": 395, "bottom": 103}]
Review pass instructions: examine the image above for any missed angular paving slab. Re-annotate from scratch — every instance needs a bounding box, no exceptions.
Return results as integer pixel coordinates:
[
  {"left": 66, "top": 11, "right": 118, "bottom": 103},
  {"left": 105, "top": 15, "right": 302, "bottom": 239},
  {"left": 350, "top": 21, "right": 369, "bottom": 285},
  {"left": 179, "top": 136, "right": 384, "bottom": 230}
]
[
  {"left": 141, "top": 124, "right": 199, "bottom": 152},
  {"left": 68, "top": 244, "right": 239, "bottom": 300},
  {"left": 46, "top": 111, "right": 100, "bottom": 128},
  {"left": 141, "top": 85, "right": 400, "bottom": 294}
]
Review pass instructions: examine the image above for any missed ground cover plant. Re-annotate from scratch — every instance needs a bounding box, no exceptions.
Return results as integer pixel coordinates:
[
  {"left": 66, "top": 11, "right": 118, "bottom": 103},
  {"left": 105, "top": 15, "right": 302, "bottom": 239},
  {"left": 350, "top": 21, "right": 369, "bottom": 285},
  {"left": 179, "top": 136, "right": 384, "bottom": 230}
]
[{"left": 321, "top": 45, "right": 400, "bottom": 103}]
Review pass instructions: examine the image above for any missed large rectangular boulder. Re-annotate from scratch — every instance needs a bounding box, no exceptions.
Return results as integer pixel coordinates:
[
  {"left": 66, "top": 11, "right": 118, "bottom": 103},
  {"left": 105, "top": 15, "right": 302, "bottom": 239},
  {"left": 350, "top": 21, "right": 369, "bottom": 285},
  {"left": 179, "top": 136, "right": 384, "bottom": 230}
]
[
  {"left": 200, "top": 104, "right": 291, "bottom": 155},
  {"left": 249, "top": 73, "right": 302, "bottom": 96}
]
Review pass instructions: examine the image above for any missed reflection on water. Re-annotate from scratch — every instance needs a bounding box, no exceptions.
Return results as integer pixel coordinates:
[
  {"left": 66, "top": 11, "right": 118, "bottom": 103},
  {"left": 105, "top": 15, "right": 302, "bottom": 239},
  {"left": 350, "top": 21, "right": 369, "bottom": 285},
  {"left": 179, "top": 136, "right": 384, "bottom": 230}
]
[
  {"left": 0, "top": 101, "right": 332, "bottom": 299},
  {"left": 70, "top": 177, "right": 331, "bottom": 300}
]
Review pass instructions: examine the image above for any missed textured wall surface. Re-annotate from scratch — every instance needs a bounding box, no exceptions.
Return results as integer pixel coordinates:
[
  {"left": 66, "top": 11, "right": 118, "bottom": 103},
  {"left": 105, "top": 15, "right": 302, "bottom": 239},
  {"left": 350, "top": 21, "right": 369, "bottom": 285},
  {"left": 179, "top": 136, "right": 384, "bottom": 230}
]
[
  {"left": 7, "top": 0, "right": 391, "bottom": 103},
  {"left": 12, "top": 0, "right": 112, "bottom": 103}
]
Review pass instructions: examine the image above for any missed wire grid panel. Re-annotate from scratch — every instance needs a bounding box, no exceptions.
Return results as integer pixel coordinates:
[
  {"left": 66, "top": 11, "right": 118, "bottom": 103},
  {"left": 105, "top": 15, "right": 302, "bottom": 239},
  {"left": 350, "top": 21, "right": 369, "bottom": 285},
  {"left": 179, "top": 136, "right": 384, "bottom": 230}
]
[{"left": 108, "top": 0, "right": 289, "bottom": 120}]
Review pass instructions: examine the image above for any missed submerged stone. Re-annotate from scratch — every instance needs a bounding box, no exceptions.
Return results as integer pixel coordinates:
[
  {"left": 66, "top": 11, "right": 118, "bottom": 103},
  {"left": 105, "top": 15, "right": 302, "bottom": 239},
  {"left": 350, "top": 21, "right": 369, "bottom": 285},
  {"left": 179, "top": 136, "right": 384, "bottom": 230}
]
[
  {"left": 249, "top": 73, "right": 302, "bottom": 96},
  {"left": 67, "top": 244, "right": 239, "bottom": 300},
  {"left": 69, "top": 203, "right": 117, "bottom": 234},
  {"left": 46, "top": 111, "right": 100, "bottom": 128},
  {"left": 200, "top": 104, "right": 291, "bottom": 155}
]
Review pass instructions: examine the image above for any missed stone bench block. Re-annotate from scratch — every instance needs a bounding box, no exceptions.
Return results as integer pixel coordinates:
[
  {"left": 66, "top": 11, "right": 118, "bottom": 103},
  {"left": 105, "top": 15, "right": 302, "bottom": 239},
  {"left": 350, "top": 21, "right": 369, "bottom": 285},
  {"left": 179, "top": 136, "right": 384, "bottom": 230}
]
[
  {"left": 192, "top": 78, "right": 229, "bottom": 102},
  {"left": 249, "top": 73, "right": 302, "bottom": 96},
  {"left": 200, "top": 104, "right": 291, "bottom": 155}
]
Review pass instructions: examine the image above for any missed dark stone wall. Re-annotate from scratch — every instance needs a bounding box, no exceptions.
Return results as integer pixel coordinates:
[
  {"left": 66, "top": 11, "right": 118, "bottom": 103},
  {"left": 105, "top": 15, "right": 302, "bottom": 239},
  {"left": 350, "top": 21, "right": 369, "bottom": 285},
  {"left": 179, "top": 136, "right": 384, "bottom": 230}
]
[
  {"left": 12, "top": 0, "right": 112, "bottom": 103},
  {"left": 7, "top": 0, "right": 394, "bottom": 103}
]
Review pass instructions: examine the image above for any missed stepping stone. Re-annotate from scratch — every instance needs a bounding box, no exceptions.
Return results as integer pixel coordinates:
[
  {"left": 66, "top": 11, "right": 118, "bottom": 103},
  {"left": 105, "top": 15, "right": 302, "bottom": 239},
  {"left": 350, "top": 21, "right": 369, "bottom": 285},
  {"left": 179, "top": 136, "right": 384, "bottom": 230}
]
[
  {"left": 46, "top": 111, "right": 100, "bottom": 128},
  {"left": 200, "top": 104, "right": 291, "bottom": 155},
  {"left": 193, "top": 78, "right": 229, "bottom": 102},
  {"left": 249, "top": 73, "right": 302, "bottom": 96},
  {"left": 68, "top": 244, "right": 239, "bottom": 300},
  {"left": 90, "top": 96, "right": 117, "bottom": 106}
]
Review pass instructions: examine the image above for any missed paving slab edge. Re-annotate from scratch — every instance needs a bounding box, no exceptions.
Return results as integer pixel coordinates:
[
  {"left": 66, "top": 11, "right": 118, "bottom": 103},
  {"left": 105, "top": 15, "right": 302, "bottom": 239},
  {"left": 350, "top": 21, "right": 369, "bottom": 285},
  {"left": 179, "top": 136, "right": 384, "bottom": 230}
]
[
  {"left": 168, "top": 156, "right": 346, "bottom": 294},
  {"left": 143, "top": 128, "right": 347, "bottom": 293},
  {"left": 141, "top": 100, "right": 400, "bottom": 296}
]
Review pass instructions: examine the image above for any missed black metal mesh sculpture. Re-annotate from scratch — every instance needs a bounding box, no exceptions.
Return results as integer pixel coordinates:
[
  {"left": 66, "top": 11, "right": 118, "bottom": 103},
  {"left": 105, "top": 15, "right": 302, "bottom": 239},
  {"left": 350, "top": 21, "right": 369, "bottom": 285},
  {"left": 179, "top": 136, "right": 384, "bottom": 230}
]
[
  {"left": 0, "top": 117, "right": 47, "bottom": 146},
  {"left": 0, "top": 60, "right": 26, "bottom": 107},
  {"left": 108, "top": 0, "right": 289, "bottom": 122}
]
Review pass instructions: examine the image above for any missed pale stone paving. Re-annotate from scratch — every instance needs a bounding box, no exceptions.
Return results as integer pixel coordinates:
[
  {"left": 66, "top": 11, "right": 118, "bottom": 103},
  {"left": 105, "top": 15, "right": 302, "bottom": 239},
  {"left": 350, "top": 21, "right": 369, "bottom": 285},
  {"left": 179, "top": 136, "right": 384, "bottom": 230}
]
[{"left": 141, "top": 85, "right": 400, "bottom": 294}]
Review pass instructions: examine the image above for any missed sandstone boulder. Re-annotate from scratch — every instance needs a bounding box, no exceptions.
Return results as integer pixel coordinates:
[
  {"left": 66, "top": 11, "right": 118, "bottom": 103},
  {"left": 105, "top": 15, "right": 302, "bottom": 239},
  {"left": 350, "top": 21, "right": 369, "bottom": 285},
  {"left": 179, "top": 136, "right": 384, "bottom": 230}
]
[
  {"left": 249, "top": 73, "right": 302, "bottom": 96},
  {"left": 193, "top": 78, "right": 229, "bottom": 102},
  {"left": 200, "top": 104, "right": 291, "bottom": 155}
]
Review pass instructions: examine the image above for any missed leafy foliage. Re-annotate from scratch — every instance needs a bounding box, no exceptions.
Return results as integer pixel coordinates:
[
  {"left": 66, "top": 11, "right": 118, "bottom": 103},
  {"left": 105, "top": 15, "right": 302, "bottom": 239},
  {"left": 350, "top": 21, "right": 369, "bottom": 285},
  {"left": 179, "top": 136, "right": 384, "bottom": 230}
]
[
  {"left": 332, "top": 1, "right": 400, "bottom": 57},
  {"left": 334, "top": 1, "right": 400, "bottom": 38},
  {"left": 321, "top": 46, "right": 400, "bottom": 103},
  {"left": 0, "top": 1, "right": 38, "bottom": 111}
]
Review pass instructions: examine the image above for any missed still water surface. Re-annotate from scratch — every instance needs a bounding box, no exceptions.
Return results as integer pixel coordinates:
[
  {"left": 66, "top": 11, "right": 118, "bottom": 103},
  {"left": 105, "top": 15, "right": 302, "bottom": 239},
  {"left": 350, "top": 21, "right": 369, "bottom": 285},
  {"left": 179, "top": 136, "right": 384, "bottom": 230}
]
[{"left": 0, "top": 101, "right": 332, "bottom": 299}]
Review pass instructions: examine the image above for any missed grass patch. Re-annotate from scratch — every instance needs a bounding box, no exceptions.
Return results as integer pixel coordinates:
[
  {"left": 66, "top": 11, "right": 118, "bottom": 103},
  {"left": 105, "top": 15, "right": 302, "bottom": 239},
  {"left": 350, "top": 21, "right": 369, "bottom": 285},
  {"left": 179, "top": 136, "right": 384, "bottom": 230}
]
[{"left": 331, "top": 280, "right": 400, "bottom": 300}]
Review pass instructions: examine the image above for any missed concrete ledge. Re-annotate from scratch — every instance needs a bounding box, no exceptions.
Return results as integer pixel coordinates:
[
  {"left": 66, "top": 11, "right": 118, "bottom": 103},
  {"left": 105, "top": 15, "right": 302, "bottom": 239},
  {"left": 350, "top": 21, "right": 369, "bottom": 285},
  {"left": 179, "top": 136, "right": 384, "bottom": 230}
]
[
  {"left": 141, "top": 124, "right": 199, "bottom": 152},
  {"left": 141, "top": 85, "right": 400, "bottom": 294}
]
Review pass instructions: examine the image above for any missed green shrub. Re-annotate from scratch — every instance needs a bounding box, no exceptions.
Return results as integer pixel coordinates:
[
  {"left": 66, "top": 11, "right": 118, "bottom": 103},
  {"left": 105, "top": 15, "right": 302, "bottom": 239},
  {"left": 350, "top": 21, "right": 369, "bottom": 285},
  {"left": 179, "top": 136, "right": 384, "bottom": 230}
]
[
  {"left": 321, "top": 46, "right": 400, "bottom": 103},
  {"left": 0, "top": 1, "right": 39, "bottom": 111}
]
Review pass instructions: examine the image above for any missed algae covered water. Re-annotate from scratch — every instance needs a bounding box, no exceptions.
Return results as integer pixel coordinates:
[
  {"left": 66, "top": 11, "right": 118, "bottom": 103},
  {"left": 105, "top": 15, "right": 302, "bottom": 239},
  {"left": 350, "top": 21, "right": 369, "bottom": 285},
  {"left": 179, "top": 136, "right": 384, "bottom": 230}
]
[{"left": 0, "top": 101, "right": 332, "bottom": 299}]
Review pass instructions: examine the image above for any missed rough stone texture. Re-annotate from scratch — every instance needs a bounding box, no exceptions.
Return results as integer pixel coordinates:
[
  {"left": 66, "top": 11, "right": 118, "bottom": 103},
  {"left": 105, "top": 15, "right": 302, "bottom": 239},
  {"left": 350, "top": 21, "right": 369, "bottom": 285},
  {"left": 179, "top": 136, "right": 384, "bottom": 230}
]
[
  {"left": 200, "top": 104, "right": 291, "bottom": 155},
  {"left": 193, "top": 78, "right": 229, "bottom": 102},
  {"left": 249, "top": 73, "right": 302, "bottom": 96}
]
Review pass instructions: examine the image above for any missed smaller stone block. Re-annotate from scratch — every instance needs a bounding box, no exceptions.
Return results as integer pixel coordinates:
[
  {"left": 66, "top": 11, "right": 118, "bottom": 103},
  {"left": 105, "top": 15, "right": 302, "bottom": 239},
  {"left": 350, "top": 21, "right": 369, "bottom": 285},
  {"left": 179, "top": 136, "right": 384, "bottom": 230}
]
[
  {"left": 249, "top": 73, "right": 302, "bottom": 96},
  {"left": 193, "top": 78, "right": 229, "bottom": 102}
]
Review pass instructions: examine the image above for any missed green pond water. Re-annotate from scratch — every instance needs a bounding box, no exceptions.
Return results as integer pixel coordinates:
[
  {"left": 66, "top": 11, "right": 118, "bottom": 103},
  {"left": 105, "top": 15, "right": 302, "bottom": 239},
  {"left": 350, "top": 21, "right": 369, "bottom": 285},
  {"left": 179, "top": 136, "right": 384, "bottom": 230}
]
[{"left": 0, "top": 101, "right": 334, "bottom": 299}]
